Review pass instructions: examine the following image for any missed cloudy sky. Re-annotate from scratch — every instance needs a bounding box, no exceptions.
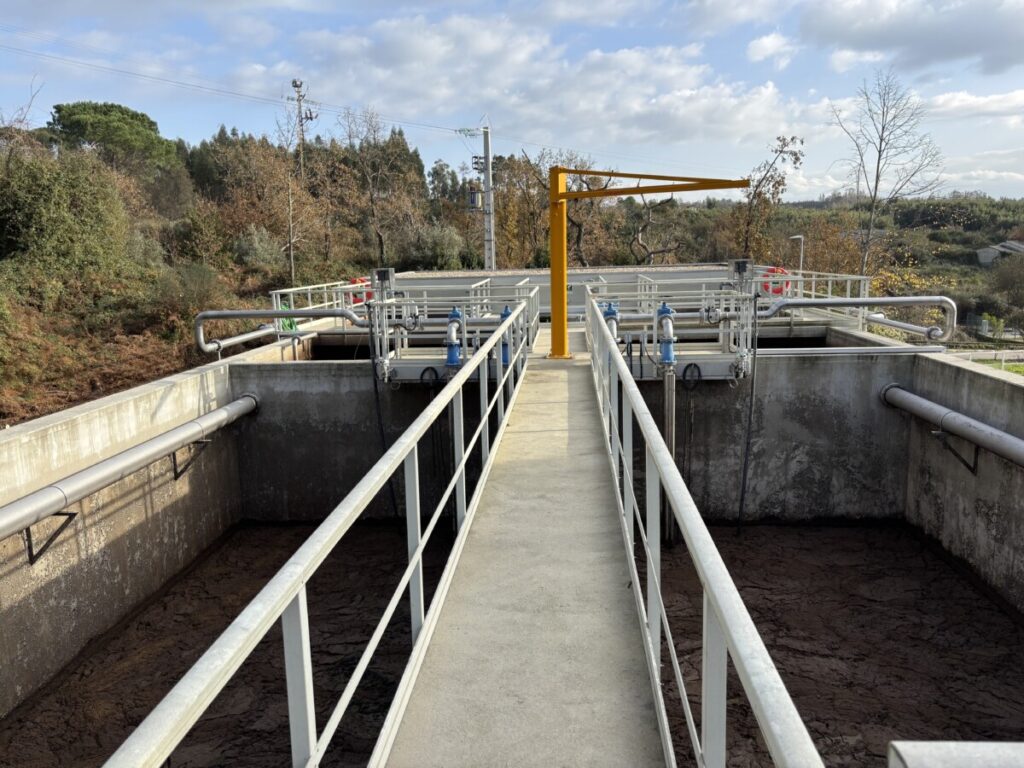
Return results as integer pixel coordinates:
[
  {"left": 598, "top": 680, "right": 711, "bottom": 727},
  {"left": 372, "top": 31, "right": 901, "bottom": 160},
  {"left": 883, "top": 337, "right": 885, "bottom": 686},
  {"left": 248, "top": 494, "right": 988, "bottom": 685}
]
[{"left": 1, "top": 0, "right": 1022, "bottom": 199}]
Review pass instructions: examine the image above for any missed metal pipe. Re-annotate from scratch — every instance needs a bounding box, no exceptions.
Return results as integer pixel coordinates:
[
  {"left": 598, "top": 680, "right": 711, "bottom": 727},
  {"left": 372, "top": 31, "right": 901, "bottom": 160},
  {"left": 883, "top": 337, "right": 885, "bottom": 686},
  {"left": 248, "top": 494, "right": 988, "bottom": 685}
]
[
  {"left": 0, "top": 395, "right": 258, "bottom": 543},
  {"left": 881, "top": 384, "right": 1024, "bottom": 468},
  {"left": 757, "top": 346, "right": 946, "bottom": 356},
  {"left": 195, "top": 308, "right": 369, "bottom": 354},
  {"left": 889, "top": 741, "right": 1024, "bottom": 768},
  {"left": 757, "top": 296, "right": 957, "bottom": 341},
  {"left": 865, "top": 312, "right": 941, "bottom": 339}
]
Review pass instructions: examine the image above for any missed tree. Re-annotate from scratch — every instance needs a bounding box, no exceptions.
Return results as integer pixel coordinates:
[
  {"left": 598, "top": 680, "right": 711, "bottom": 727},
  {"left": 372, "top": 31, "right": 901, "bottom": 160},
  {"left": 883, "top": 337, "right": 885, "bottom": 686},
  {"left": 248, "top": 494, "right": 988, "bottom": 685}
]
[
  {"left": 340, "top": 109, "right": 427, "bottom": 267},
  {"left": 731, "top": 135, "right": 804, "bottom": 262},
  {"left": 831, "top": 68, "right": 943, "bottom": 274},
  {"left": 624, "top": 196, "right": 682, "bottom": 265},
  {"left": 47, "top": 102, "right": 178, "bottom": 178}
]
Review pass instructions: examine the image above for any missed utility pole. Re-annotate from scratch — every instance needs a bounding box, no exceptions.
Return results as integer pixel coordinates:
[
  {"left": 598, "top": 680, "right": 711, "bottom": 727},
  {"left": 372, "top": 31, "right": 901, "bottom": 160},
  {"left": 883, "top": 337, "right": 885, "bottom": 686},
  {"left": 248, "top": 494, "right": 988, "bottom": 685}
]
[
  {"left": 482, "top": 126, "right": 496, "bottom": 270},
  {"left": 470, "top": 127, "right": 497, "bottom": 270},
  {"left": 290, "top": 79, "right": 317, "bottom": 182}
]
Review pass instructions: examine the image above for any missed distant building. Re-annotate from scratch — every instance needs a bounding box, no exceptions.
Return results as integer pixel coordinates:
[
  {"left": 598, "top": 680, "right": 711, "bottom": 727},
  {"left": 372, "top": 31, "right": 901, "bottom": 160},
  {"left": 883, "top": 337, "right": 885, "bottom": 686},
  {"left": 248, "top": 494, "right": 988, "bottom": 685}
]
[{"left": 977, "top": 240, "right": 1024, "bottom": 266}]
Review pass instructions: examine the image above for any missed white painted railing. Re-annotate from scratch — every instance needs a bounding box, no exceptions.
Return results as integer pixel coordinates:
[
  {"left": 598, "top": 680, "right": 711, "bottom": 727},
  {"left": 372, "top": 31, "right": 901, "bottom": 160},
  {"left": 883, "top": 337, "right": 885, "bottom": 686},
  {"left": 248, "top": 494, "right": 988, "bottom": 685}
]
[
  {"left": 585, "top": 297, "right": 825, "bottom": 768},
  {"left": 104, "top": 304, "right": 531, "bottom": 768}
]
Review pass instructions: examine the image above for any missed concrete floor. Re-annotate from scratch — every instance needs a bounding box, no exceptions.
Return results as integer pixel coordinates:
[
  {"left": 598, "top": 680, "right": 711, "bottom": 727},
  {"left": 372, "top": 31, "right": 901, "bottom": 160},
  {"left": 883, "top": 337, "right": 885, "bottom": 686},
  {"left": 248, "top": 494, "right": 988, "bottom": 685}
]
[{"left": 385, "top": 328, "right": 664, "bottom": 768}]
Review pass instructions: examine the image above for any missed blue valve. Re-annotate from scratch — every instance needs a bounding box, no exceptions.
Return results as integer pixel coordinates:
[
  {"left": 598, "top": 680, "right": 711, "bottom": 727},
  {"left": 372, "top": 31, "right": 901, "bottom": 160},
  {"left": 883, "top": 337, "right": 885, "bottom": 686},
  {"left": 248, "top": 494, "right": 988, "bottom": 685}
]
[
  {"left": 446, "top": 306, "right": 463, "bottom": 368},
  {"left": 658, "top": 302, "right": 675, "bottom": 365}
]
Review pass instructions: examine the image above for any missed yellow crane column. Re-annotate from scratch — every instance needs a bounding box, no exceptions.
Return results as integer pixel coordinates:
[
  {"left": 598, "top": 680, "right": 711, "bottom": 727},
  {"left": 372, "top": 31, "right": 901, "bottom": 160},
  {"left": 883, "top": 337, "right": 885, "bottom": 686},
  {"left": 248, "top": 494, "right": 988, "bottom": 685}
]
[{"left": 548, "top": 167, "right": 570, "bottom": 359}]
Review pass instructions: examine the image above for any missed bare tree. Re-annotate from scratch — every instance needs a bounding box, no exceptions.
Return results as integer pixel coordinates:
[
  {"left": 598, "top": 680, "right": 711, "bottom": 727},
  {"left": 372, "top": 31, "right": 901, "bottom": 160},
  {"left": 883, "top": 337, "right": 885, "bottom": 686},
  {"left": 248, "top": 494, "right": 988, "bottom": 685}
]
[
  {"left": 629, "top": 195, "right": 680, "bottom": 265},
  {"left": 732, "top": 135, "right": 804, "bottom": 261},
  {"left": 831, "top": 68, "right": 943, "bottom": 274}
]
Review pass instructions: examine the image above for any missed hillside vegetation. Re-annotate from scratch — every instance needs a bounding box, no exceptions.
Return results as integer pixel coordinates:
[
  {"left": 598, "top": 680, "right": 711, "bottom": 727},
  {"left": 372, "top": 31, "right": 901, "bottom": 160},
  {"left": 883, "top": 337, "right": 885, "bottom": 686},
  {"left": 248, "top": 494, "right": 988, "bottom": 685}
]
[{"left": 0, "top": 100, "right": 1022, "bottom": 424}]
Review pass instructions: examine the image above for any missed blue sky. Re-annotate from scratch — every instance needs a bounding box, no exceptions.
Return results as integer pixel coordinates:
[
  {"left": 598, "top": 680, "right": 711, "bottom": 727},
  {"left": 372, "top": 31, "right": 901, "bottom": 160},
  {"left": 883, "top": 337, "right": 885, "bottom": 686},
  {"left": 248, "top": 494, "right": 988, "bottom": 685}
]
[{"left": 1, "top": 0, "right": 1022, "bottom": 199}]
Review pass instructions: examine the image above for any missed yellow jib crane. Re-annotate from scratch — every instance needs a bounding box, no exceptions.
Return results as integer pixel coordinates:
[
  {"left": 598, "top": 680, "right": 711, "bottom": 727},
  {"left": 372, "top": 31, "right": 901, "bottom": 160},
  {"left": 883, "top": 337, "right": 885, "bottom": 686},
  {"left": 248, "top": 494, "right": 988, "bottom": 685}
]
[{"left": 547, "top": 167, "right": 750, "bottom": 359}]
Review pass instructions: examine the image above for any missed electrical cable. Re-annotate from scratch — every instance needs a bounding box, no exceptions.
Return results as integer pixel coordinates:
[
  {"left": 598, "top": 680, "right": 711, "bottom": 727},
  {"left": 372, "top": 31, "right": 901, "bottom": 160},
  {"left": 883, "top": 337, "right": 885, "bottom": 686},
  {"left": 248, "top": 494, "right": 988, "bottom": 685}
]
[
  {"left": 367, "top": 306, "right": 400, "bottom": 517},
  {"left": 736, "top": 290, "right": 759, "bottom": 533}
]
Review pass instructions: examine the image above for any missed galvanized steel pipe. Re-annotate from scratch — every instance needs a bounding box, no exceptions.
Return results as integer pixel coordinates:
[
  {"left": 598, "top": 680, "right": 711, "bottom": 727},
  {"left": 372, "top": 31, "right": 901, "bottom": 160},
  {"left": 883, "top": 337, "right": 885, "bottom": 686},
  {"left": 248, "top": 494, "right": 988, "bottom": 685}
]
[
  {"left": 758, "top": 296, "right": 957, "bottom": 341},
  {"left": 881, "top": 384, "right": 1024, "bottom": 468},
  {"left": 0, "top": 395, "right": 258, "bottom": 543},
  {"left": 195, "top": 308, "right": 369, "bottom": 354}
]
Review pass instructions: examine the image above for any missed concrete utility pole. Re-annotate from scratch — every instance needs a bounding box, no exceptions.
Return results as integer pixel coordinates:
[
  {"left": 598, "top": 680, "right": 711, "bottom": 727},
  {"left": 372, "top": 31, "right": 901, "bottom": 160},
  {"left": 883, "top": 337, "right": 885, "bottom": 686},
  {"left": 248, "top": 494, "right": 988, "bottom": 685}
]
[
  {"left": 290, "top": 79, "right": 317, "bottom": 182},
  {"left": 291, "top": 79, "right": 306, "bottom": 180},
  {"left": 482, "top": 127, "right": 496, "bottom": 270}
]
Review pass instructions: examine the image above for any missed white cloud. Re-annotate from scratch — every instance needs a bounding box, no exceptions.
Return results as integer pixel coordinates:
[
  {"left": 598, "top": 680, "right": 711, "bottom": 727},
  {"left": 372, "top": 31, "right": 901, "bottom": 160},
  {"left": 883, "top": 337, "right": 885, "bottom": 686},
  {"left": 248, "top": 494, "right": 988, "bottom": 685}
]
[
  {"left": 926, "top": 89, "right": 1024, "bottom": 120},
  {"left": 536, "top": 0, "right": 657, "bottom": 24},
  {"left": 829, "top": 48, "right": 885, "bottom": 73},
  {"left": 802, "top": 0, "right": 1024, "bottom": 74},
  {"left": 747, "top": 32, "right": 798, "bottom": 70},
  {"left": 683, "top": 0, "right": 798, "bottom": 33}
]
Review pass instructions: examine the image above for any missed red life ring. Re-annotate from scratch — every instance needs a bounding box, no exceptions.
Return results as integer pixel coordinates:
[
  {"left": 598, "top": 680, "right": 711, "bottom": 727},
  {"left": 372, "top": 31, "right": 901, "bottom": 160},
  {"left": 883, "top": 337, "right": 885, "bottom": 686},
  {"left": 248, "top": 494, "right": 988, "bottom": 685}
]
[
  {"left": 761, "top": 266, "right": 791, "bottom": 296},
  {"left": 349, "top": 276, "right": 373, "bottom": 304}
]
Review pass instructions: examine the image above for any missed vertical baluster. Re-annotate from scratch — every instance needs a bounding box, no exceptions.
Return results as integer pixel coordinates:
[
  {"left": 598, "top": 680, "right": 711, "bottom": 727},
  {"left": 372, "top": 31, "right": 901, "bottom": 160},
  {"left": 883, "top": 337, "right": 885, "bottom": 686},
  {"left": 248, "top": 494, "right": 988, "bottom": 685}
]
[
  {"left": 282, "top": 587, "right": 316, "bottom": 767},
  {"left": 479, "top": 358, "right": 490, "bottom": 462},
  {"left": 645, "top": 447, "right": 661, "bottom": 680},
  {"left": 496, "top": 343, "right": 505, "bottom": 422},
  {"left": 702, "top": 592, "right": 728, "bottom": 768},
  {"left": 623, "top": 397, "right": 634, "bottom": 550},
  {"left": 453, "top": 391, "right": 466, "bottom": 529},
  {"left": 404, "top": 448, "right": 424, "bottom": 640}
]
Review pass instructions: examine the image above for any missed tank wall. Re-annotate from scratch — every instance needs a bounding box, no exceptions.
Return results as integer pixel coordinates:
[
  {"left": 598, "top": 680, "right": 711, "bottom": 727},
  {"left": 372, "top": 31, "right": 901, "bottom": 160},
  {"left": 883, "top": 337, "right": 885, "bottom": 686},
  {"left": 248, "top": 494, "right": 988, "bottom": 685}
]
[
  {"left": 0, "top": 365, "right": 244, "bottom": 718},
  {"left": 229, "top": 362, "right": 481, "bottom": 522},
  {"left": 904, "top": 355, "right": 1024, "bottom": 610},
  {"left": 641, "top": 353, "right": 914, "bottom": 522}
]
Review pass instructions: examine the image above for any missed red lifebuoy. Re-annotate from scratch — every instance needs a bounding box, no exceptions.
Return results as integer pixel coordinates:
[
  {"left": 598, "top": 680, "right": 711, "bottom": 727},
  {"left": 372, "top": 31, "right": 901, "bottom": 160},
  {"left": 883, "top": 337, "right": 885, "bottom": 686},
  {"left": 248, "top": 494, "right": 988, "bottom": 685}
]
[
  {"left": 761, "top": 266, "right": 791, "bottom": 296},
  {"left": 349, "top": 276, "right": 373, "bottom": 304}
]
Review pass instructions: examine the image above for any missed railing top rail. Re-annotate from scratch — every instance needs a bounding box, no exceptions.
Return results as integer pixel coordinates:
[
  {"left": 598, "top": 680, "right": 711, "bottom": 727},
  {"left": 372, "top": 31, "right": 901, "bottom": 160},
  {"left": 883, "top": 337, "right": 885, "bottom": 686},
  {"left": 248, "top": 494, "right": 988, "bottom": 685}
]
[
  {"left": 106, "top": 302, "right": 527, "bottom": 768},
  {"left": 271, "top": 280, "right": 366, "bottom": 295},
  {"left": 588, "top": 298, "right": 823, "bottom": 767}
]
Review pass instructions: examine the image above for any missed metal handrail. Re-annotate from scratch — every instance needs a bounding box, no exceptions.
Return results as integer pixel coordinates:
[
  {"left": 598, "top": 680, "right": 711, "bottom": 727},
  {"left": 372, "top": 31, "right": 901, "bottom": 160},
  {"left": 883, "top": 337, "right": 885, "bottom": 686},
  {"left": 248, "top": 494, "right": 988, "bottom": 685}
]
[
  {"left": 585, "top": 298, "right": 824, "bottom": 768},
  {"left": 105, "top": 303, "right": 531, "bottom": 768}
]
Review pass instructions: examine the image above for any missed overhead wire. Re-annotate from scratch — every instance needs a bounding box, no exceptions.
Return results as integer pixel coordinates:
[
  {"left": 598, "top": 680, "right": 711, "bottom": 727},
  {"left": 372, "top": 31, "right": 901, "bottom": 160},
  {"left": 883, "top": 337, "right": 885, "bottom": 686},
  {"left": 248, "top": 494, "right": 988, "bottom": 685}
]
[{"left": 0, "top": 24, "right": 747, "bottom": 178}]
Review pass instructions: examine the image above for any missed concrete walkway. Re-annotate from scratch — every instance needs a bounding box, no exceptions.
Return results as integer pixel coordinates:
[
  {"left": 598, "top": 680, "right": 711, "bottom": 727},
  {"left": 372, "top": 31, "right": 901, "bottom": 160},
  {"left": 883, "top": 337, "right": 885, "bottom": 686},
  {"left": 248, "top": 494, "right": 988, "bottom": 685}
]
[{"left": 385, "top": 327, "right": 664, "bottom": 768}]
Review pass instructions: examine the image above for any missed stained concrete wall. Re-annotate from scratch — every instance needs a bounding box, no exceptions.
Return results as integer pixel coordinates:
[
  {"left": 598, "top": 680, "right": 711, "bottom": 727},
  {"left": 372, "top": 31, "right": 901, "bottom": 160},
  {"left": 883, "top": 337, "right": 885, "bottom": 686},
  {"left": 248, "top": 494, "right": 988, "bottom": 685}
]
[
  {"left": 902, "top": 355, "right": 1024, "bottom": 610},
  {"left": 229, "top": 361, "right": 483, "bottom": 523},
  {"left": 0, "top": 338, "right": 310, "bottom": 719},
  {"left": 641, "top": 353, "right": 914, "bottom": 521}
]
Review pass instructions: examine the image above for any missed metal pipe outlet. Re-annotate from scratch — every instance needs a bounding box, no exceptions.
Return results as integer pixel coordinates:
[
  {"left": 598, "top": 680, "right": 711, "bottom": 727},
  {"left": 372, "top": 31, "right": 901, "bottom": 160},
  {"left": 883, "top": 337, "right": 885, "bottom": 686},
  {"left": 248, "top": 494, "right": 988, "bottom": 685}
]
[
  {"left": 881, "top": 384, "right": 1024, "bottom": 468},
  {"left": 0, "top": 395, "right": 259, "bottom": 543},
  {"left": 194, "top": 308, "right": 370, "bottom": 354}
]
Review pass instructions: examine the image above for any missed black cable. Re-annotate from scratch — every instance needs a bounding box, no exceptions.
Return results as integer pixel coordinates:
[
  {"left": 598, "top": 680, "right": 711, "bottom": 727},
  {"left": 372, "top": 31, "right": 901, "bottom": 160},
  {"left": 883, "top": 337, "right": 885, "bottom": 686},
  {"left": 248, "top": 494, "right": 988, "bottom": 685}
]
[
  {"left": 368, "top": 308, "right": 400, "bottom": 517},
  {"left": 736, "top": 290, "right": 760, "bottom": 534}
]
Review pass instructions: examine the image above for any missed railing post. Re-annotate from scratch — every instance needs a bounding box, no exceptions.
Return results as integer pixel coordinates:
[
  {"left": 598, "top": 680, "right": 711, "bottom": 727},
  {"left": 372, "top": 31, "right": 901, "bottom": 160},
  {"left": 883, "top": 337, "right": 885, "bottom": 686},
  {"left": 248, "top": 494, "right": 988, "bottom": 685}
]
[
  {"left": 702, "top": 592, "right": 728, "bottom": 768},
  {"left": 281, "top": 587, "right": 316, "bottom": 768},
  {"left": 404, "top": 447, "right": 424, "bottom": 641},
  {"left": 623, "top": 397, "right": 634, "bottom": 550},
  {"left": 610, "top": 363, "right": 619, "bottom": 460},
  {"left": 496, "top": 345, "right": 505, "bottom": 422},
  {"left": 479, "top": 359, "right": 490, "bottom": 462},
  {"left": 645, "top": 446, "right": 661, "bottom": 680},
  {"left": 453, "top": 390, "right": 467, "bottom": 529}
]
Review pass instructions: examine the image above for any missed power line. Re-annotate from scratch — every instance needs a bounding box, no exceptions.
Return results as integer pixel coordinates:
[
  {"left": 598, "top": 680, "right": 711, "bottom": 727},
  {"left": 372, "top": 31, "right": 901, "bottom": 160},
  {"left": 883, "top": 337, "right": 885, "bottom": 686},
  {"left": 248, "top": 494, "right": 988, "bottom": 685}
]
[{"left": 0, "top": 30, "right": 747, "bottom": 177}]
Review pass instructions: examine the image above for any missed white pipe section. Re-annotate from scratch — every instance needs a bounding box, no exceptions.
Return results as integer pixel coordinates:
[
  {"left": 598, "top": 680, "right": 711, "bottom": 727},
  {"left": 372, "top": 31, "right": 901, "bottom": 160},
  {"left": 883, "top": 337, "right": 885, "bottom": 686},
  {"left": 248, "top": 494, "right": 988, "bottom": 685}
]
[
  {"left": 889, "top": 741, "right": 1024, "bottom": 768},
  {"left": 881, "top": 384, "right": 1024, "bottom": 468},
  {"left": 759, "top": 296, "right": 957, "bottom": 341},
  {"left": 0, "top": 395, "right": 258, "bottom": 543},
  {"left": 195, "top": 308, "right": 369, "bottom": 353}
]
